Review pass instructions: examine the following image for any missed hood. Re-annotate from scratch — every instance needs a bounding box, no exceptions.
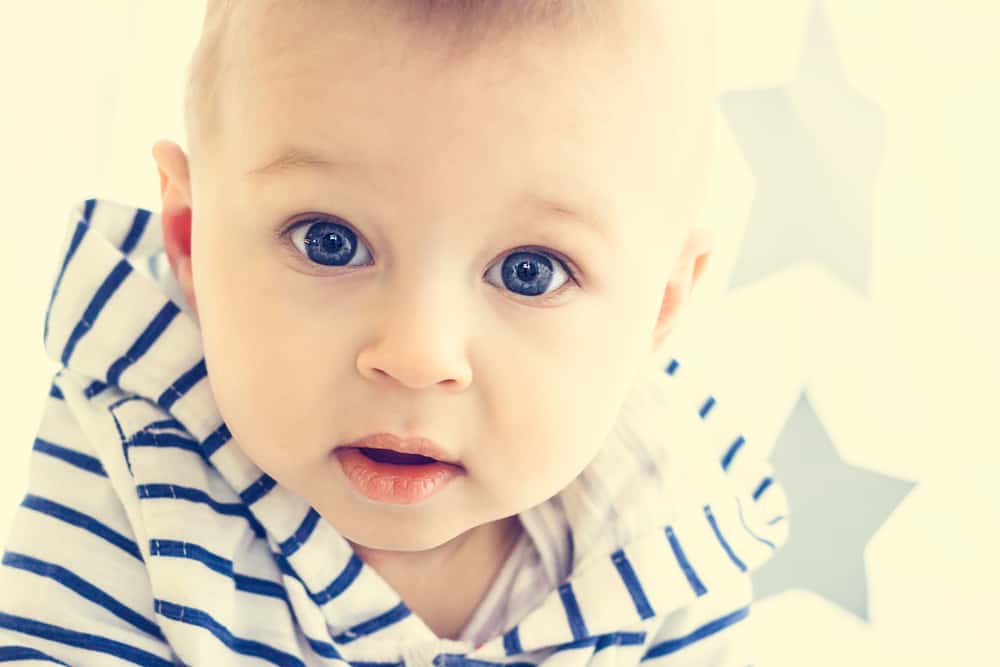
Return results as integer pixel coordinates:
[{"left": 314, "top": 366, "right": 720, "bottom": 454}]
[{"left": 41, "top": 197, "right": 789, "bottom": 664}]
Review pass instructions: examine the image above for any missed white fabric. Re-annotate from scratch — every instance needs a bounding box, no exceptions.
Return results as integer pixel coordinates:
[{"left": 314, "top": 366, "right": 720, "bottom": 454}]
[
  {"left": 0, "top": 197, "right": 789, "bottom": 666},
  {"left": 457, "top": 525, "right": 535, "bottom": 646}
]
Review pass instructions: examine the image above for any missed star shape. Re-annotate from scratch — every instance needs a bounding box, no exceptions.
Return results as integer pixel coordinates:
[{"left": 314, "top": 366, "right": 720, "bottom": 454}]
[
  {"left": 719, "top": 0, "right": 886, "bottom": 297},
  {"left": 751, "top": 390, "right": 915, "bottom": 621}
]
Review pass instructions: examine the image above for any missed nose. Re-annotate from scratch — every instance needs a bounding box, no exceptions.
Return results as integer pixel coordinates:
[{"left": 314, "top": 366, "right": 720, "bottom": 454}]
[{"left": 356, "top": 287, "right": 473, "bottom": 391}]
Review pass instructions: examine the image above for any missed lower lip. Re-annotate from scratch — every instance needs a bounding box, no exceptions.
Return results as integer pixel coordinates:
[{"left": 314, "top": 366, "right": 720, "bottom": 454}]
[{"left": 333, "top": 447, "right": 463, "bottom": 505}]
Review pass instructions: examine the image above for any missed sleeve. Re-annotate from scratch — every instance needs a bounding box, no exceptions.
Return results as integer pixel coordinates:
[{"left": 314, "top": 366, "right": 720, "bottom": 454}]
[
  {"left": 0, "top": 380, "right": 178, "bottom": 666},
  {"left": 641, "top": 574, "right": 758, "bottom": 667}
]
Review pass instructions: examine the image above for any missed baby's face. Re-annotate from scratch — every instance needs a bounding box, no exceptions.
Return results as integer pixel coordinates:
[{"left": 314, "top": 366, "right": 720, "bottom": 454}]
[{"left": 187, "top": 2, "right": 710, "bottom": 550}]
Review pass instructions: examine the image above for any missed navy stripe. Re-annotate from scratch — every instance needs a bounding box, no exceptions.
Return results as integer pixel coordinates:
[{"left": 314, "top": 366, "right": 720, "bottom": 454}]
[
  {"left": 752, "top": 477, "right": 773, "bottom": 501},
  {"left": 610, "top": 549, "right": 655, "bottom": 619},
  {"left": 32, "top": 438, "right": 106, "bottom": 477},
  {"left": 129, "top": 431, "right": 200, "bottom": 451},
  {"left": 559, "top": 631, "right": 647, "bottom": 652},
  {"left": 329, "top": 602, "right": 410, "bottom": 642},
  {"left": 120, "top": 209, "right": 150, "bottom": 255},
  {"left": 664, "top": 526, "right": 707, "bottom": 596},
  {"left": 698, "top": 395, "right": 716, "bottom": 418},
  {"left": 0, "top": 646, "right": 71, "bottom": 664},
  {"left": 720, "top": 435, "right": 745, "bottom": 471},
  {"left": 665, "top": 358, "right": 679, "bottom": 375},
  {"left": 235, "top": 573, "right": 288, "bottom": 600},
  {"left": 310, "top": 553, "right": 363, "bottom": 605},
  {"left": 107, "top": 302, "right": 181, "bottom": 386},
  {"left": 135, "top": 484, "right": 266, "bottom": 538},
  {"left": 201, "top": 422, "right": 232, "bottom": 458},
  {"left": 21, "top": 494, "right": 143, "bottom": 562},
  {"left": 703, "top": 504, "right": 746, "bottom": 572},
  {"left": 84, "top": 380, "right": 108, "bottom": 398},
  {"left": 0, "top": 611, "right": 174, "bottom": 666},
  {"left": 60, "top": 259, "right": 133, "bottom": 366},
  {"left": 43, "top": 218, "right": 90, "bottom": 345},
  {"left": 145, "top": 418, "right": 186, "bottom": 432},
  {"left": 1, "top": 552, "right": 164, "bottom": 641},
  {"left": 157, "top": 359, "right": 206, "bottom": 410},
  {"left": 49, "top": 384, "right": 64, "bottom": 400},
  {"left": 278, "top": 508, "right": 321, "bottom": 558},
  {"left": 273, "top": 553, "right": 296, "bottom": 579},
  {"left": 169, "top": 358, "right": 207, "bottom": 399},
  {"left": 735, "top": 497, "right": 776, "bottom": 550},
  {"left": 595, "top": 632, "right": 646, "bottom": 652},
  {"left": 557, "top": 582, "right": 588, "bottom": 640},
  {"left": 127, "top": 430, "right": 209, "bottom": 466},
  {"left": 644, "top": 606, "right": 750, "bottom": 659},
  {"left": 303, "top": 636, "right": 343, "bottom": 660},
  {"left": 154, "top": 600, "right": 305, "bottom": 667},
  {"left": 502, "top": 625, "right": 524, "bottom": 655},
  {"left": 239, "top": 474, "right": 277, "bottom": 505},
  {"left": 148, "top": 539, "right": 287, "bottom": 600},
  {"left": 767, "top": 515, "right": 786, "bottom": 526}
]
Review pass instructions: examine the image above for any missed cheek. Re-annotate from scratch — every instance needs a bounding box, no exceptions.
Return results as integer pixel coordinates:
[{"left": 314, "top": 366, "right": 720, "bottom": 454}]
[
  {"left": 201, "top": 331, "right": 331, "bottom": 484},
  {"left": 485, "top": 348, "right": 640, "bottom": 507},
  {"left": 195, "top": 268, "right": 334, "bottom": 475}
]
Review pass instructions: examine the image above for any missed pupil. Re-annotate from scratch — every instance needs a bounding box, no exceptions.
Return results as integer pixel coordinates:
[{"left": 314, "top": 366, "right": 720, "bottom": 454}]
[
  {"left": 321, "top": 233, "right": 343, "bottom": 251},
  {"left": 517, "top": 261, "right": 538, "bottom": 281}
]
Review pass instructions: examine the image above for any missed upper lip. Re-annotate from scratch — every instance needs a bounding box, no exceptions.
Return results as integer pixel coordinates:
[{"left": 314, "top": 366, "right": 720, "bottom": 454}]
[{"left": 339, "top": 432, "right": 461, "bottom": 466}]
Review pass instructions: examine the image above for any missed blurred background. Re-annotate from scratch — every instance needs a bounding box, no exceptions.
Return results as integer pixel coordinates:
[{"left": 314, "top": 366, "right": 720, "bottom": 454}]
[{"left": 1, "top": 1, "right": 997, "bottom": 664}]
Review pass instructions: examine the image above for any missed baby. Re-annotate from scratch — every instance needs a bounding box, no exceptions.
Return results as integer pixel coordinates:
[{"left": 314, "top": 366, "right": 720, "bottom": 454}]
[{"left": 0, "top": 1, "right": 788, "bottom": 665}]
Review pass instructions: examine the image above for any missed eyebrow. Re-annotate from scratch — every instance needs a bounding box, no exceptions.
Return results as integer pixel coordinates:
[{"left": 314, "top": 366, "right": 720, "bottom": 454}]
[
  {"left": 246, "top": 145, "right": 613, "bottom": 241},
  {"left": 247, "top": 146, "right": 355, "bottom": 179}
]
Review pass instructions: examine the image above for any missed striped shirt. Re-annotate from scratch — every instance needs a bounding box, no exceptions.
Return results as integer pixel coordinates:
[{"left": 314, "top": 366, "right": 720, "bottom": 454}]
[{"left": 0, "top": 197, "right": 789, "bottom": 666}]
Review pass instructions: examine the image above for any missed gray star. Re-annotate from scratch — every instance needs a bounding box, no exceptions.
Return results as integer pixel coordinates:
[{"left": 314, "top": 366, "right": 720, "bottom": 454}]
[
  {"left": 752, "top": 390, "right": 916, "bottom": 621},
  {"left": 719, "top": 0, "right": 885, "bottom": 297}
]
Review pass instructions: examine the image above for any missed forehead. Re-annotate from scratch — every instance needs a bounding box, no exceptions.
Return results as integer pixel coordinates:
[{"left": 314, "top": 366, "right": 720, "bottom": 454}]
[{"left": 216, "top": 2, "right": 708, "bottom": 231}]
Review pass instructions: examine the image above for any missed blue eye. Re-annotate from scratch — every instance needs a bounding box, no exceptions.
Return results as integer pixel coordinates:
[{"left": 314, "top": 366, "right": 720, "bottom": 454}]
[
  {"left": 287, "top": 217, "right": 576, "bottom": 302},
  {"left": 291, "top": 218, "right": 372, "bottom": 268},
  {"left": 483, "top": 250, "right": 572, "bottom": 300}
]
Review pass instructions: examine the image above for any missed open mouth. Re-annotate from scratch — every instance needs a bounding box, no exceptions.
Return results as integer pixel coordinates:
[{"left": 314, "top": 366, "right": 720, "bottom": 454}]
[{"left": 358, "top": 447, "right": 438, "bottom": 465}]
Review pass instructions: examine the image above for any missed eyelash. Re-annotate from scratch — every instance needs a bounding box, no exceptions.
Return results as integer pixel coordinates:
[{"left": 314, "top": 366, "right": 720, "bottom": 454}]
[{"left": 279, "top": 215, "right": 580, "bottom": 304}]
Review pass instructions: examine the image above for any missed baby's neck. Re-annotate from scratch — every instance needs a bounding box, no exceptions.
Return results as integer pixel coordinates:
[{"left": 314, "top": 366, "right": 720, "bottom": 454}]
[{"left": 352, "top": 515, "right": 524, "bottom": 640}]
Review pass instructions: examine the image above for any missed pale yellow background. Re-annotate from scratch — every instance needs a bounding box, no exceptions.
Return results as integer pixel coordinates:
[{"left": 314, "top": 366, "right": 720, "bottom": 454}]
[{"left": 1, "top": 2, "right": 997, "bottom": 664}]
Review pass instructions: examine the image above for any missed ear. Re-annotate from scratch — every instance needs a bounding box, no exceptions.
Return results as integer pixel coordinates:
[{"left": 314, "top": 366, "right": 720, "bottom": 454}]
[
  {"left": 151, "top": 139, "right": 198, "bottom": 321},
  {"left": 649, "top": 226, "right": 715, "bottom": 355}
]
